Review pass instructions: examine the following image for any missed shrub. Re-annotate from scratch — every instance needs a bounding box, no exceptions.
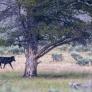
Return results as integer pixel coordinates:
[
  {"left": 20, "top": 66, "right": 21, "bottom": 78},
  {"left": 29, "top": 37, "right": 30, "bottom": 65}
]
[
  {"left": 51, "top": 54, "right": 62, "bottom": 62},
  {"left": 0, "top": 39, "right": 6, "bottom": 46},
  {"left": 0, "top": 47, "right": 5, "bottom": 54},
  {"left": 8, "top": 46, "right": 24, "bottom": 54},
  {"left": 0, "top": 46, "right": 24, "bottom": 55},
  {"left": 0, "top": 47, "right": 8, "bottom": 55},
  {"left": 76, "top": 59, "right": 89, "bottom": 66},
  {"left": 69, "top": 45, "right": 89, "bottom": 52},
  {"left": 71, "top": 51, "right": 92, "bottom": 66},
  {"left": 71, "top": 51, "right": 82, "bottom": 61}
]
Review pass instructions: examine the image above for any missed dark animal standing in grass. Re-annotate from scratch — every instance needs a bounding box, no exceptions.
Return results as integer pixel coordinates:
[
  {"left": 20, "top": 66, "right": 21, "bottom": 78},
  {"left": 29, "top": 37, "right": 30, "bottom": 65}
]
[{"left": 0, "top": 56, "right": 15, "bottom": 69}]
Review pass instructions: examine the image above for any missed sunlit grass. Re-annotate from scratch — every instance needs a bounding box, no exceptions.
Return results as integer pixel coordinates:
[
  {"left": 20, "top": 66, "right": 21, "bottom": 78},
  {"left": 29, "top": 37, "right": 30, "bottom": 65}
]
[{"left": 0, "top": 71, "right": 92, "bottom": 92}]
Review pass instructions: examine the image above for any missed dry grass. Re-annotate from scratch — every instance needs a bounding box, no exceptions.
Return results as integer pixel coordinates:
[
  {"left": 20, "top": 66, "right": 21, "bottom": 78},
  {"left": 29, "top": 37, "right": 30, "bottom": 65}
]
[{"left": 0, "top": 49, "right": 92, "bottom": 75}]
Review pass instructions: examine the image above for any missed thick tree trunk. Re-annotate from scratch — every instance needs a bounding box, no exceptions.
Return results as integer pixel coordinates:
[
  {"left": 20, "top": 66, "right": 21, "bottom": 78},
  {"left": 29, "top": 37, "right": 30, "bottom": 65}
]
[
  {"left": 20, "top": 9, "right": 39, "bottom": 77},
  {"left": 23, "top": 48, "right": 38, "bottom": 77}
]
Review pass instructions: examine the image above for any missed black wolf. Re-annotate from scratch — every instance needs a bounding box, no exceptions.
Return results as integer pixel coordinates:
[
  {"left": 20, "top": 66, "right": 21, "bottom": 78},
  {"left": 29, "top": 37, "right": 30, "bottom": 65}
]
[{"left": 0, "top": 56, "right": 15, "bottom": 69}]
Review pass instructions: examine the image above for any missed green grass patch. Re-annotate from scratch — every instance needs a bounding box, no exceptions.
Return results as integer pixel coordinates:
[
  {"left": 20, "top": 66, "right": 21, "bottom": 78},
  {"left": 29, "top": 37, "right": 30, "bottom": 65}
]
[
  {"left": 38, "top": 71, "right": 92, "bottom": 79},
  {"left": 0, "top": 71, "right": 92, "bottom": 92}
]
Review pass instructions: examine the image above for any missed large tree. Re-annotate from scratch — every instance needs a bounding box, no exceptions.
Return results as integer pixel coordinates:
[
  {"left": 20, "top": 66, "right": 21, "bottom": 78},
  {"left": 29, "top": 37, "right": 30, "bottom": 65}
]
[{"left": 0, "top": 0, "right": 92, "bottom": 78}]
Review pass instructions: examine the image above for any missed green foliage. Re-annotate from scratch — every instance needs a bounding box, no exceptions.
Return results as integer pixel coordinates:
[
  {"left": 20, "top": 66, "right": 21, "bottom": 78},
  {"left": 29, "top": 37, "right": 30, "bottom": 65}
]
[
  {"left": 19, "top": 0, "right": 91, "bottom": 45},
  {"left": 37, "top": 23, "right": 72, "bottom": 42},
  {"left": 0, "top": 47, "right": 5, "bottom": 54},
  {"left": 0, "top": 46, "right": 24, "bottom": 55},
  {"left": 17, "top": 0, "right": 37, "bottom": 7},
  {"left": 0, "top": 28, "right": 8, "bottom": 33},
  {"left": 69, "top": 45, "right": 90, "bottom": 52},
  {"left": 8, "top": 46, "right": 24, "bottom": 54},
  {"left": 78, "top": 0, "right": 92, "bottom": 17},
  {"left": 0, "top": 0, "right": 92, "bottom": 47},
  {"left": 71, "top": 51, "right": 92, "bottom": 66},
  {"left": 0, "top": 39, "right": 7, "bottom": 46}
]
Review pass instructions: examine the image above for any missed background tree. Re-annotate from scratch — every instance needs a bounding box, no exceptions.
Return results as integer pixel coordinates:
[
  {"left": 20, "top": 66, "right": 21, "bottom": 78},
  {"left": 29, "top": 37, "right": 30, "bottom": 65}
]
[{"left": 0, "top": 0, "right": 92, "bottom": 78}]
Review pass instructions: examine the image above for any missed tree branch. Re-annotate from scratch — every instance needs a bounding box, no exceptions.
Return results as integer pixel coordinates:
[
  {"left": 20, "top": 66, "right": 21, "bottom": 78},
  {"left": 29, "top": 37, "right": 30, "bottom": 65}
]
[{"left": 36, "top": 37, "right": 80, "bottom": 59}]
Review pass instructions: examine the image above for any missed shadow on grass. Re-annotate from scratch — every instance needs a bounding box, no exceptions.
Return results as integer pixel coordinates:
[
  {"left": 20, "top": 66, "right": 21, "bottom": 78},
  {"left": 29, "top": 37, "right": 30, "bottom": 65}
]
[
  {"left": 0, "top": 71, "right": 92, "bottom": 80},
  {"left": 38, "top": 72, "right": 92, "bottom": 79}
]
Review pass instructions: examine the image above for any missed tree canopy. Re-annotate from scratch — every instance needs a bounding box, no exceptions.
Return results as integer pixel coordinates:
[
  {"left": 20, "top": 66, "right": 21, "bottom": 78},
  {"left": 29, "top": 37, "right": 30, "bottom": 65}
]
[
  {"left": 0, "top": 0, "right": 92, "bottom": 57},
  {"left": 0, "top": 0, "right": 92, "bottom": 77},
  {"left": 0, "top": 0, "right": 92, "bottom": 47}
]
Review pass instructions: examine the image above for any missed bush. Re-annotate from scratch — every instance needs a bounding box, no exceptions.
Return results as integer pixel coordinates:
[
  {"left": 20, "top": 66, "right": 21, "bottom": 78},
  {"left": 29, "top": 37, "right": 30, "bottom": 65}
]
[
  {"left": 71, "top": 51, "right": 83, "bottom": 61},
  {"left": 0, "top": 47, "right": 8, "bottom": 55},
  {"left": 76, "top": 58, "right": 89, "bottom": 66},
  {"left": 0, "top": 46, "right": 24, "bottom": 55},
  {"left": 0, "top": 48, "right": 5, "bottom": 54},
  {"left": 0, "top": 39, "right": 6, "bottom": 46},
  {"left": 71, "top": 51, "right": 92, "bottom": 66},
  {"left": 69, "top": 45, "right": 89, "bottom": 52},
  {"left": 8, "top": 46, "right": 24, "bottom": 54},
  {"left": 51, "top": 54, "right": 62, "bottom": 62}
]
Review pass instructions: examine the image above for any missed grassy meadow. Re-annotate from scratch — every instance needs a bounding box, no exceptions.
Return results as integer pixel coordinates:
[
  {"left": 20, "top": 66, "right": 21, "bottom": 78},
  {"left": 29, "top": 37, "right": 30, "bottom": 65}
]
[
  {"left": 0, "top": 71, "right": 92, "bottom": 92},
  {"left": 0, "top": 46, "right": 92, "bottom": 92}
]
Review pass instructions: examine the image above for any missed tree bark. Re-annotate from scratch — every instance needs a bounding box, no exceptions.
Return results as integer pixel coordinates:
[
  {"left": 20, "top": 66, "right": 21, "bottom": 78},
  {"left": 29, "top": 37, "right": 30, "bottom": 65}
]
[
  {"left": 23, "top": 47, "right": 38, "bottom": 77},
  {"left": 21, "top": 8, "right": 39, "bottom": 77}
]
